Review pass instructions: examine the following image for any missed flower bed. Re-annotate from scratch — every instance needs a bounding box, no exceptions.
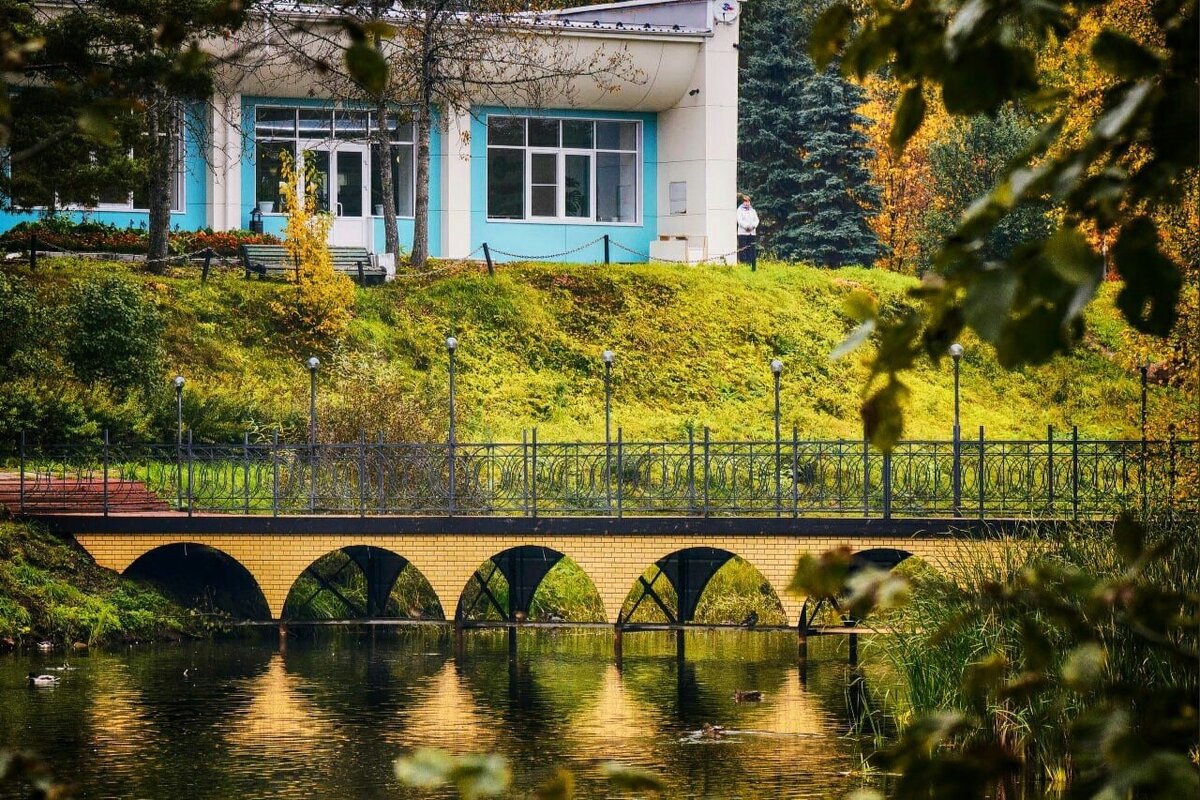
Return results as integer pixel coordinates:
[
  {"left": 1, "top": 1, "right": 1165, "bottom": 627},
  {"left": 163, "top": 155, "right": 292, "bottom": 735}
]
[{"left": 0, "top": 219, "right": 281, "bottom": 257}]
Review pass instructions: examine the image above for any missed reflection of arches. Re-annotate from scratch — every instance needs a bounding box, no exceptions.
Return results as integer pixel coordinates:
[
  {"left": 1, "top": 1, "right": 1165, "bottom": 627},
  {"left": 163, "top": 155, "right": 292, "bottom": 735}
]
[
  {"left": 124, "top": 543, "right": 269, "bottom": 619},
  {"left": 457, "top": 546, "right": 603, "bottom": 622},
  {"left": 282, "top": 547, "right": 444, "bottom": 620},
  {"left": 618, "top": 548, "right": 787, "bottom": 626}
]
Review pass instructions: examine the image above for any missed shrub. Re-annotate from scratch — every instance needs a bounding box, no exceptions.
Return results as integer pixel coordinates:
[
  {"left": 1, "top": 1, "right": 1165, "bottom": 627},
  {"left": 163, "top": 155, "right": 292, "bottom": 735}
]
[
  {"left": 269, "top": 150, "right": 355, "bottom": 348},
  {"left": 0, "top": 271, "right": 37, "bottom": 371},
  {"left": 65, "top": 276, "right": 163, "bottom": 395}
]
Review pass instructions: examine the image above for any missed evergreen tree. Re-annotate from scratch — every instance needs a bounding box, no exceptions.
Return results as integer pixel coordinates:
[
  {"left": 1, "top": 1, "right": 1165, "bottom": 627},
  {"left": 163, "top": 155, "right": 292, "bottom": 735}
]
[
  {"left": 789, "top": 69, "right": 883, "bottom": 267},
  {"left": 737, "top": 0, "right": 813, "bottom": 258},
  {"left": 738, "top": 0, "right": 883, "bottom": 266}
]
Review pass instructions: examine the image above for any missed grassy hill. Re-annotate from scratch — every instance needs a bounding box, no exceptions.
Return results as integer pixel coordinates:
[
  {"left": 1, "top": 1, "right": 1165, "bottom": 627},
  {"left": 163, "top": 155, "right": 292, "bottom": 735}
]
[{"left": 0, "top": 257, "right": 1192, "bottom": 445}]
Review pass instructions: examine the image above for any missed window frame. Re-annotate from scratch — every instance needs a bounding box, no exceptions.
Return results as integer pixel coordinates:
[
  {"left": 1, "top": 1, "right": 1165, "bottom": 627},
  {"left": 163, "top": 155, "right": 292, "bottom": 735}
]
[
  {"left": 485, "top": 114, "right": 642, "bottom": 226},
  {"left": 253, "top": 104, "right": 416, "bottom": 219}
]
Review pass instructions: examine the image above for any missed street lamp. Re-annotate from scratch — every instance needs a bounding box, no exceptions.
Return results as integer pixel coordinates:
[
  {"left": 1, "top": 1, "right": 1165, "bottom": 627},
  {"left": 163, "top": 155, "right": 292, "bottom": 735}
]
[
  {"left": 446, "top": 337, "right": 458, "bottom": 446},
  {"left": 306, "top": 357, "right": 320, "bottom": 445},
  {"left": 949, "top": 343, "right": 963, "bottom": 515},
  {"left": 770, "top": 359, "right": 783, "bottom": 514},
  {"left": 602, "top": 349, "right": 615, "bottom": 512},
  {"left": 173, "top": 376, "right": 185, "bottom": 447}
]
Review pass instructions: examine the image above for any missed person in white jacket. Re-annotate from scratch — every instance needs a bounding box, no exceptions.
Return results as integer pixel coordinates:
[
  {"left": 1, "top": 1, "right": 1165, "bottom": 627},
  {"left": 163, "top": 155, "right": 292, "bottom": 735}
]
[{"left": 736, "top": 195, "right": 759, "bottom": 270}]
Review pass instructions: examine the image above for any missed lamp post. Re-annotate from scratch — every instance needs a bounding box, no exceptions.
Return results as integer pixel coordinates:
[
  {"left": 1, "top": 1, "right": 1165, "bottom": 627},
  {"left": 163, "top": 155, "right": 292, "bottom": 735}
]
[
  {"left": 173, "top": 376, "right": 185, "bottom": 447},
  {"left": 173, "top": 376, "right": 185, "bottom": 511},
  {"left": 306, "top": 357, "right": 320, "bottom": 445},
  {"left": 603, "top": 349, "right": 614, "bottom": 512},
  {"left": 446, "top": 337, "right": 458, "bottom": 446},
  {"left": 949, "top": 343, "right": 964, "bottom": 515},
  {"left": 771, "top": 358, "right": 783, "bottom": 514}
]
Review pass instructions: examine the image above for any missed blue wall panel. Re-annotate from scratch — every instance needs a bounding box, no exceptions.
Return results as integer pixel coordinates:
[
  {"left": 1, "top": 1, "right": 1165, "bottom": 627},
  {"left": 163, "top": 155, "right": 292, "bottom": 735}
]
[
  {"left": 469, "top": 106, "right": 657, "bottom": 263},
  {"left": 0, "top": 105, "right": 209, "bottom": 235}
]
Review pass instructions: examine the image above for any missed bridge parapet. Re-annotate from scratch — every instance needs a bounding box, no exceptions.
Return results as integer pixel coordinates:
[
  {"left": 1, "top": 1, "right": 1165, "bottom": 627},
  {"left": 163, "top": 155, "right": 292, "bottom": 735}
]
[{"left": 3, "top": 430, "right": 1195, "bottom": 519}]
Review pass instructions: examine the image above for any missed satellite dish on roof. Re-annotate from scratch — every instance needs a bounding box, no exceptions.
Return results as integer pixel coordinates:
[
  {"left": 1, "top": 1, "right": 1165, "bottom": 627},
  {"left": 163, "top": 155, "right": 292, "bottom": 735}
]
[{"left": 713, "top": 0, "right": 739, "bottom": 23}]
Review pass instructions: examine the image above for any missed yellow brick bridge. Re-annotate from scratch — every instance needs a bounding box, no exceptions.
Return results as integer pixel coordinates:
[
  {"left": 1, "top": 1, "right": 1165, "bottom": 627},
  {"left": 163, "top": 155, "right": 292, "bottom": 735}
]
[{"left": 5, "top": 431, "right": 1194, "bottom": 628}]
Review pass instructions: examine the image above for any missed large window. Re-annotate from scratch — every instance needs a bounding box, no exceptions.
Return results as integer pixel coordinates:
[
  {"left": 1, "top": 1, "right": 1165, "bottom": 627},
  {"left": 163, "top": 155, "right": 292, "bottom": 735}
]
[
  {"left": 254, "top": 106, "right": 415, "bottom": 216},
  {"left": 486, "top": 116, "right": 639, "bottom": 223}
]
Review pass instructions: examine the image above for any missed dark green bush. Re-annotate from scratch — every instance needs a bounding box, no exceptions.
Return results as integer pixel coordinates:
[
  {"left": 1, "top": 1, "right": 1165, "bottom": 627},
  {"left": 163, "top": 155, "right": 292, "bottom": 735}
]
[
  {"left": 0, "top": 271, "right": 37, "bottom": 372},
  {"left": 65, "top": 276, "right": 163, "bottom": 395}
]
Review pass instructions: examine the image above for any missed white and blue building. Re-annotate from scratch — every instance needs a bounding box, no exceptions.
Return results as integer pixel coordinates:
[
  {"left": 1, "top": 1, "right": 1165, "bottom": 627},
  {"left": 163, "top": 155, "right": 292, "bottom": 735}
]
[{"left": 4, "top": 0, "right": 741, "bottom": 263}]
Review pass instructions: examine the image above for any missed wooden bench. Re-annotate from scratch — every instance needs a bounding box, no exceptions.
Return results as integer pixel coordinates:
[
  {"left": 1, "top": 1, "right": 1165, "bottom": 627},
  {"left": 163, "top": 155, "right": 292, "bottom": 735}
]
[{"left": 239, "top": 244, "right": 385, "bottom": 284}]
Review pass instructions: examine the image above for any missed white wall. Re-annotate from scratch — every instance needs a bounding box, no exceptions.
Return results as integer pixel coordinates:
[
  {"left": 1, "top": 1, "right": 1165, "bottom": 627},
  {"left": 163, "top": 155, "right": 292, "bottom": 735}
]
[{"left": 655, "top": 4, "right": 739, "bottom": 261}]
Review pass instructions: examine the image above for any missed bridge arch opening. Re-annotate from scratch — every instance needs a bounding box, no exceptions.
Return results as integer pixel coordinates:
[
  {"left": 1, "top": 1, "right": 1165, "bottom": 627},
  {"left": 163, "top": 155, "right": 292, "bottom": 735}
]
[
  {"left": 456, "top": 546, "right": 604, "bottom": 623},
  {"left": 282, "top": 547, "right": 444, "bottom": 621},
  {"left": 618, "top": 548, "right": 787, "bottom": 626},
  {"left": 124, "top": 543, "right": 270, "bottom": 620}
]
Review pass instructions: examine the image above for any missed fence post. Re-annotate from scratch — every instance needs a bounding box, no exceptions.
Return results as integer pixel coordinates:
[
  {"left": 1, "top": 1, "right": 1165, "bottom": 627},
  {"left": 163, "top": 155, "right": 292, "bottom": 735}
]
[
  {"left": 687, "top": 428, "right": 696, "bottom": 514},
  {"left": 102, "top": 429, "right": 110, "bottom": 517},
  {"left": 531, "top": 427, "right": 538, "bottom": 517},
  {"left": 978, "top": 425, "right": 985, "bottom": 519},
  {"left": 1046, "top": 424, "right": 1055, "bottom": 514},
  {"left": 483, "top": 243, "right": 494, "bottom": 277},
  {"left": 18, "top": 430, "right": 25, "bottom": 514},
  {"left": 702, "top": 426, "right": 710, "bottom": 518},
  {"left": 862, "top": 429, "right": 870, "bottom": 518},
  {"left": 201, "top": 248, "right": 213, "bottom": 283},
  {"left": 616, "top": 427, "right": 624, "bottom": 518},
  {"left": 377, "top": 432, "right": 386, "bottom": 514},
  {"left": 309, "top": 434, "right": 317, "bottom": 514},
  {"left": 357, "top": 260, "right": 365, "bottom": 285},
  {"left": 271, "top": 429, "right": 279, "bottom": 517},
  {"left": 791, "top": 425, "right": 799, "bottom": 518},
  {"left": 243, "top": 432, "right": 251, "bottom": 514},
  {"left": 186, "top": 429, "right": 194, "bottom": 517},
  {"left": 358, "top": 431, "right": 367, "bottom": 517},
  {"left": 603, "top": 234, "right": 610, "bottom": 265},
  {"left": 882, "top": 448, "right": 892, "bottom": 520},
  {"left": 1168, "top": 424, "right": 1177, "bottom": 511},
  {"left": 1071, "top": 425, "right": 1079, "bottom": 519},
  {"left": 522, "top": 429, "right": 529, "bottom": 516},
  {"left": 29, "top": 233, "right": 37, "bottom": 270}
]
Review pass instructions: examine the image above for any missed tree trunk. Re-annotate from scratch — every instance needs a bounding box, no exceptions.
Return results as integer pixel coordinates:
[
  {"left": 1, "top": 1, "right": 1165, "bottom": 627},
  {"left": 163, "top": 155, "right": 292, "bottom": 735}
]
[
  {"left": 375, "top": 96, "right": 400, "bottom": 262},
  {"left": 411, "top": 102, "right": 432, "bottom": 268},
  {"left": 146, "top": 95, "right": 180, "bottom": 273}
]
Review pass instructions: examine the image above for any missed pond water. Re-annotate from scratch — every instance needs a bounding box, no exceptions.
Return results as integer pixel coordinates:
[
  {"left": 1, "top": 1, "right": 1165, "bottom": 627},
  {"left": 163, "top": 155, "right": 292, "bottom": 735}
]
[{"left": 0, "top": 630, "right": 886, "bottom": 799}]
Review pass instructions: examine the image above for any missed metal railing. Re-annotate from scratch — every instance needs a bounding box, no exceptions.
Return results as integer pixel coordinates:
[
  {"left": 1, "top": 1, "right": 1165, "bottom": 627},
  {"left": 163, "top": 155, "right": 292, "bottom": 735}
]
[{"left": 3, "top": 427, "right": 1195, "bottom": 518}]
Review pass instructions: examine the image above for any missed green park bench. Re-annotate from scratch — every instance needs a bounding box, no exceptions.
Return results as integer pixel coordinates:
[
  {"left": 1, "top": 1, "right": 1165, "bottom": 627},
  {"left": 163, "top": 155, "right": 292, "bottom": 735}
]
[{"left": 239, "top": 244, "right": 385, "bottom": 285}]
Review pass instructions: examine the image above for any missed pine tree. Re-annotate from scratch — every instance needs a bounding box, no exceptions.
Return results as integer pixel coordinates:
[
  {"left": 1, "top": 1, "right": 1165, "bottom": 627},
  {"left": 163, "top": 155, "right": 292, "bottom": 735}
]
[
  {"left": 737, "top": 0, "right": 813, "bottom": 258},
  {"left": 789, "top": 69, "right": 883, "bottom": 267},
  {"left": 738, "top": 0, "right": 884, "bottom": 266}
]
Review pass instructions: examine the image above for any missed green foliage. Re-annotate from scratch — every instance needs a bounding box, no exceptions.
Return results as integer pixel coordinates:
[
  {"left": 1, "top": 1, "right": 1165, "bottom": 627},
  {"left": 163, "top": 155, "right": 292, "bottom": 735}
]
[
  {"left": 0, "top": 519, "right": 203, "bottom": 645},
  {"left": 808, "top": 0, "right": 1197, "bottom": 446},
  {"left": 0, "top": 257, "right": 1190, "bottom": 445},
  {"left": 65, "top": 275, "right": 163, "bottom": 395},
  {"left": 0, "top": 270, "right": 37, "bottom": 372},
  {"left": 834, "top": 514, "right": 1200, "bottom": 798},
  {"left": 918, "top": 108, "right": 1055, "bottom": 272},
  {"left": 739, "top": 0, "right": 882, "bottom": 265}
]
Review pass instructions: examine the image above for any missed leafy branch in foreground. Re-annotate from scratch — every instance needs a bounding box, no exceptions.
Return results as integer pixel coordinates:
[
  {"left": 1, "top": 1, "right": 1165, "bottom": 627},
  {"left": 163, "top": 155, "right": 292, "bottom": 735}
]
[
  {"left": 811, "top": 0, "right": 1197, "bottom": 448},
  {"left": 792, "top": 512, "right": 1199, "bottom": 799}
]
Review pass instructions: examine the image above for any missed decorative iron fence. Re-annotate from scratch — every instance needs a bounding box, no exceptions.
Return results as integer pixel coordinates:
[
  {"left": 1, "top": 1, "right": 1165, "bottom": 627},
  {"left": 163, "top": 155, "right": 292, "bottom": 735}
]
[{"left": 2, "top": 429, "right": 1195, "bottom": 519}]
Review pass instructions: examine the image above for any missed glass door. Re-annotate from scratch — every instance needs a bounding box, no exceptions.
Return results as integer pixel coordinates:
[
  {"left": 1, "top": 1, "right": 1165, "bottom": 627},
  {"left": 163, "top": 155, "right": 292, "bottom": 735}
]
[
  {"left": 330, "top": 144, "right": 369, "bottom": 247},
  {"left": 299, "top": 142, "right": 370, "bottom": 248}
]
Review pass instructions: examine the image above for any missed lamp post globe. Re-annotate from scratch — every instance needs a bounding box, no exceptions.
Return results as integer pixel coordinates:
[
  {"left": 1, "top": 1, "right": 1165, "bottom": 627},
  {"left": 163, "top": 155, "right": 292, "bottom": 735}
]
[
  {"left": 770, "top": 358, "right": 783, "bottom": 374},
  {"left": 173, "top": 375, "right": 185, "bottom": 391},
  {"left": 602, "top": 349, "right": 614, "bottom": 364},
  {"left": 949, "top": 342, "right": 964, "bottom": 360},
  {"left": 446, "top": 336, "right": 458, "bottom": 351},
  {"left": 307, "top": 356, "right": 320, "bottom": 371}
]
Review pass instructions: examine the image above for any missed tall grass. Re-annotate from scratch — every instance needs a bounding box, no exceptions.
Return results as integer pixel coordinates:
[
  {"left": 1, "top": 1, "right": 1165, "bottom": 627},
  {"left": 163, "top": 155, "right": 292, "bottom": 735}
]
[{"left": 866, "top": 513, "right": 1199, "bottom": 777}]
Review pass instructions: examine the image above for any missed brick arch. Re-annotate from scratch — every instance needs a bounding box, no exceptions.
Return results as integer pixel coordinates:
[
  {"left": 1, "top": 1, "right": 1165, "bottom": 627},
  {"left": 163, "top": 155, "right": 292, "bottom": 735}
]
[
  {"left": 280, "top": 545, "right": 446, "bottom": 621},
  {"left": 452, "top": 545, "right": 606, "bottom": 622},
  {"left": 121, "top": 541, "right": 271, "bottom": 620}
]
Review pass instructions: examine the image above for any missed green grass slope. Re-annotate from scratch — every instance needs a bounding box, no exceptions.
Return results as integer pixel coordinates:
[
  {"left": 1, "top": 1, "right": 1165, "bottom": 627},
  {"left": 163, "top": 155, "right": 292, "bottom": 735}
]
[
  {"left": 0, "top": 258, "right": 1191, "bottom": 444},
  {"left": 0, "top": 519, "right": 204, "bottom": 646}
]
